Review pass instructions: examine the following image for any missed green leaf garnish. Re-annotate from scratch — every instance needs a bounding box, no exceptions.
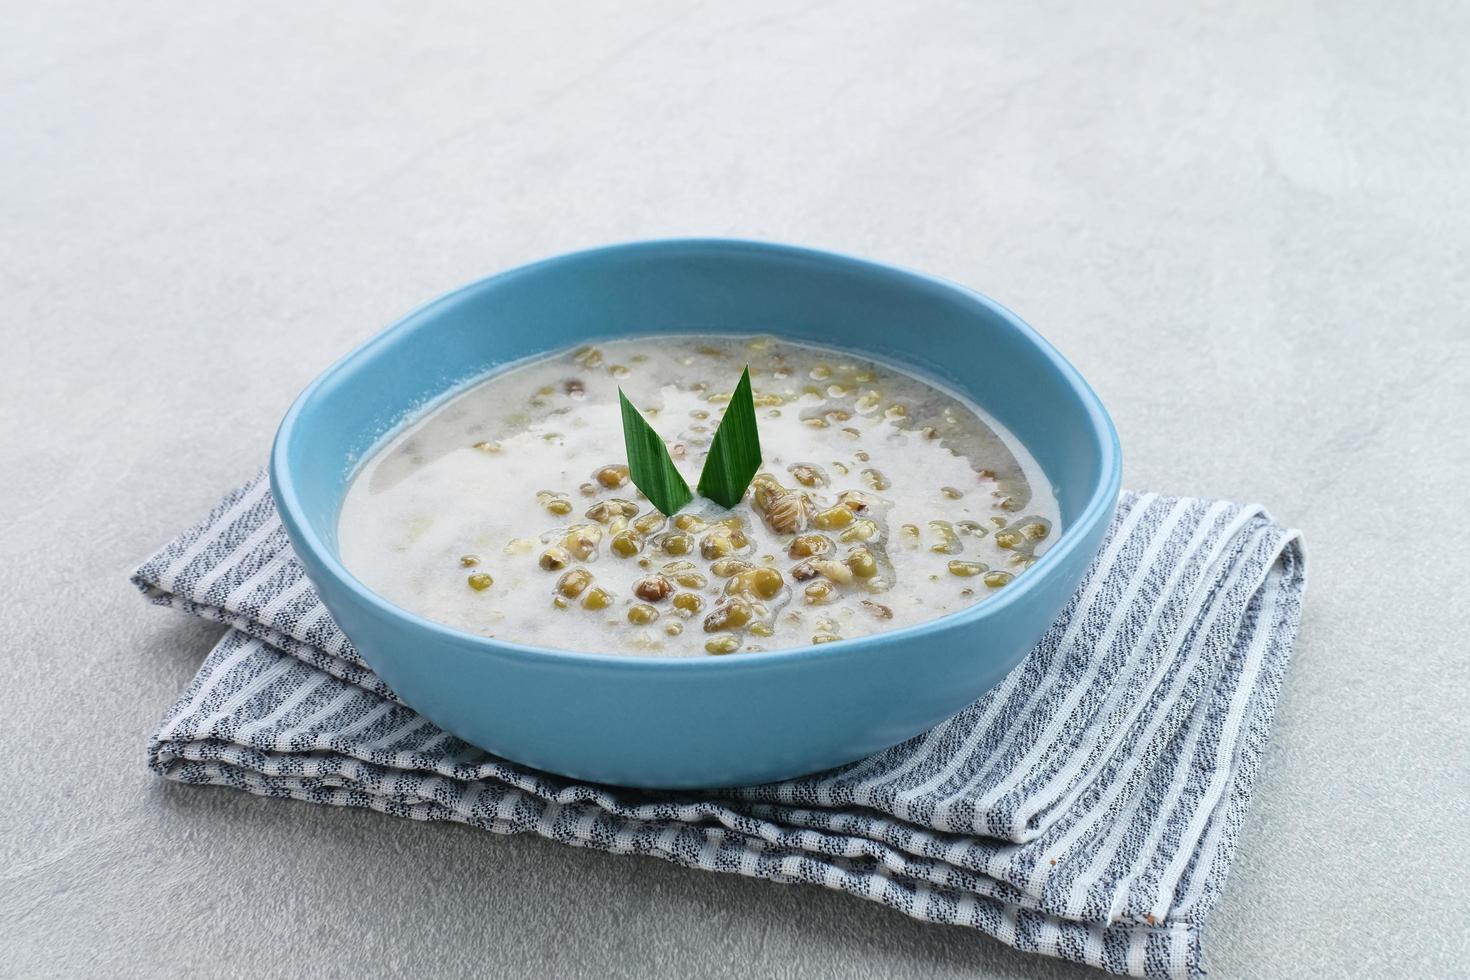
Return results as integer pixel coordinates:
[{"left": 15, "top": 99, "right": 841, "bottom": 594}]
[
  {"left": 697, "top": 366, "right": 763, "bottom": 509},
  {"left": 619, "top": 390, "right": 693, "bottom": 517}
]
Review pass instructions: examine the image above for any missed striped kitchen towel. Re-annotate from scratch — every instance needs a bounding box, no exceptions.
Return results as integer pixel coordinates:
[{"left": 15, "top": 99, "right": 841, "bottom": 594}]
[{"left": 133, "top": 473, "right": 1305, "bottom": 979}]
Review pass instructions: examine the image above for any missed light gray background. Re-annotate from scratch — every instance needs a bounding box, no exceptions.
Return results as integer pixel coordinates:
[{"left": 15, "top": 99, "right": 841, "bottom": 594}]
[{"left": 3, "top": 1, "right": 1467, "bottom": 977}]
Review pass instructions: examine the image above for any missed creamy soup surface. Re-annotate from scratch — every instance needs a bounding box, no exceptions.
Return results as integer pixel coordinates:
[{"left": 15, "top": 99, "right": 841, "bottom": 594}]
[{"left": 338, "top": 335, "right": 1061, "bottom": 656}]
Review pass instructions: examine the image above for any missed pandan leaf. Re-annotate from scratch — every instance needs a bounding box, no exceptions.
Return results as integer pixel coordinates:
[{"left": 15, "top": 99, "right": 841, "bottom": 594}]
[
  {"left": 697, "top": 366, "right": 763, "bottom": 509},
  {"left": 619, "top": 390, "right": 693, "bottom": 517}
]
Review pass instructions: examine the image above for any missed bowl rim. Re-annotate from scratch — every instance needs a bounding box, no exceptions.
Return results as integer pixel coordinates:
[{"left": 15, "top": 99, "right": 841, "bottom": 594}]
[{"left": 270, "top": 237, "right": 1122, "bottom": 672}]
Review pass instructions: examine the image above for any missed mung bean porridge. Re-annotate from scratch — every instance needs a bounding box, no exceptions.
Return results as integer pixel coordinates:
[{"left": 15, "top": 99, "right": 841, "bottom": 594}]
[{"left": 338, "top": 335, "right": 1060, "bottom": 656}]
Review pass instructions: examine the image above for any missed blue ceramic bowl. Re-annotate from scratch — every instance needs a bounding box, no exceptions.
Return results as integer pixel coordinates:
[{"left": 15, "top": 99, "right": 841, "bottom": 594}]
[{"left": 271, "top": 240, "right": 1120, "bottom": 789}]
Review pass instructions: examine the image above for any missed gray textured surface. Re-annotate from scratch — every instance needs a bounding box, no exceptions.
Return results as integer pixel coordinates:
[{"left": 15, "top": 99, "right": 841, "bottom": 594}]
[{"left": 2, "top": 1, "right": 1468, "bottom": 977}]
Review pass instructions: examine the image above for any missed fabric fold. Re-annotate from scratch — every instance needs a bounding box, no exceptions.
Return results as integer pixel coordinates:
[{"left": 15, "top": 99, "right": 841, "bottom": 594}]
[{"left": 135, "top": 473, "right": 1304, "bottom": 979}]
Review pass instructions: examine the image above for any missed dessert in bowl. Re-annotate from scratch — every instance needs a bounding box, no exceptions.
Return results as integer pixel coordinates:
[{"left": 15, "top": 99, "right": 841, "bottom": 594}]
[
  {"left": 339, "top": 334, "right": 1062, "bottom": 656},
  {"left": 271, "top": 240, "right": 1120, "bottom": 788}
]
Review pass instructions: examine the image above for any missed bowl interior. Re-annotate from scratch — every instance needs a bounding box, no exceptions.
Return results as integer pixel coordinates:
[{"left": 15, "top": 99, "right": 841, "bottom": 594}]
[{"left": 281, "top": 240, "right": 1116, "bottom": 569}]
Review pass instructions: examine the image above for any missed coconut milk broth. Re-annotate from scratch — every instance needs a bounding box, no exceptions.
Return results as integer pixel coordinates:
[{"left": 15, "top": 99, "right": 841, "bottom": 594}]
[{"left": 337, "top": 335, "right": 1060, "bottom": 656}]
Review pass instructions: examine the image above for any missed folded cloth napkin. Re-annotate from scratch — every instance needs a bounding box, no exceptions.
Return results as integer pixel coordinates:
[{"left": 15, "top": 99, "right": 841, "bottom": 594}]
[{"left": 133, "top": 473, "right": 1304, "bottom": 979}]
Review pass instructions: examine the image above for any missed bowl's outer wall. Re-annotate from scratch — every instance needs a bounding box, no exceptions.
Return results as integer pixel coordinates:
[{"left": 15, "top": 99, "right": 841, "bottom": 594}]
[{"left": 274, "top": 240, "right": 1120, "bottom": 788}]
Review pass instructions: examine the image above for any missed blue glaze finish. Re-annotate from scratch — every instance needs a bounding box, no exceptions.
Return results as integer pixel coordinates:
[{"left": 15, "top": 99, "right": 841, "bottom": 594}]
[{"left": 270, "top": 240, "right": 1121, "bottom": 789}]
